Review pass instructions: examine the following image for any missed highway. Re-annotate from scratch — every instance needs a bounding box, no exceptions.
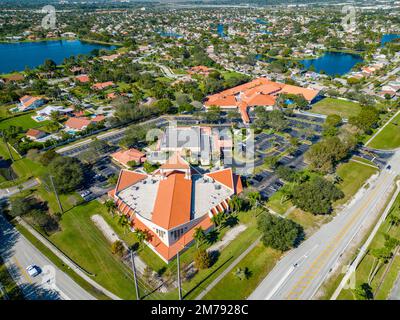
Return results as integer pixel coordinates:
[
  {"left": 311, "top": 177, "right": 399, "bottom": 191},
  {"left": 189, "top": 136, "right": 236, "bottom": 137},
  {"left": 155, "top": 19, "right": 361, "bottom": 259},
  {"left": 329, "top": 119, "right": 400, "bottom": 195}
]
[
  {"left": 249, "top": 151, "right": 400, "bottom": 300},
  {"left": 0, "top": 214, "right": 95, "bottom": 300}
]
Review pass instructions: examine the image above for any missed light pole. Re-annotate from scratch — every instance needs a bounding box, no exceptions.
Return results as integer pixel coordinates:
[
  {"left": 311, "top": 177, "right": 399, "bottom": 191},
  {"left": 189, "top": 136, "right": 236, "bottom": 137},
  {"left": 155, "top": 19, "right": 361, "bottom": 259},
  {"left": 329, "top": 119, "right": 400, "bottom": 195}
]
[
  {"left": 177, "top": 250, "right": 182, "bottom": 300},
  {"left": 130, "top": 250, "right": 140, "bottom": 300},
  {"left": 49, "top": 175, "right": 63, "bottom": 214}
]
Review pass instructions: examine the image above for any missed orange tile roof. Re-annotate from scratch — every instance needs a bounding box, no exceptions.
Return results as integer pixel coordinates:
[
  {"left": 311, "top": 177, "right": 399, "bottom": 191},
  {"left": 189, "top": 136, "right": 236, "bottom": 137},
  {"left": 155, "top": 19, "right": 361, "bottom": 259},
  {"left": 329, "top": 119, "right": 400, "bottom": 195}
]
[
  {"left": 132, "top": 214, "right": 213, "bottom": 261},
  {"left": 204, "top": 77, "right": 319, "bottom": 123},
  {"left": 160, "top": 153, "right": 190, "bottom": 170},
  {"left": 91, "top": 81, "right": 114, "bottom": 90},
  {"left": 75, "top": 74, "right": 90, "bottom": 83},
  {"left": 115, "top": 170, "right": 147, "bottom": 193},
  {"left": 64, "top": 117, "right": 92, "bottom": 130},
  {"left": 26, "top": 128, "right": 45, "bottom": 138},
  {"left": 152, "top": 171, "right": 192, "bottom": 230},
  {"left": 111, "top": 148, "right": 146, "bottom": 166},
  {"left": 206, "top": 168, "right": 235, "bottom": 191},
  {"left": 279, "top": 84, "right": 319, "bottom": 101},
  {"left": 20, "top": 95, "right": 43, "bottom": 108}
]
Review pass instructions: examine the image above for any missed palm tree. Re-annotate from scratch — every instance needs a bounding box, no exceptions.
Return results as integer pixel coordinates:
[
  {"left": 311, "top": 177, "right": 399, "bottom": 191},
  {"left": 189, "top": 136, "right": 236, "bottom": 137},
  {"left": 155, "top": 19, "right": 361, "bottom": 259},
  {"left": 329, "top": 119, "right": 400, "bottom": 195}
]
[
  {"left": 134, "top": 228, "right": 148, "bottom": 250},
  {"left": 211, "top": 212, "right": 225, "bottom": 230},
  {"left": 248, "top": 192, "right": 261, "bottom": 209},
  {"left": 279, "top": 185, "right": 292, "bottom": 205},
  {"left": 229, "top": 195, "right": 243, "bottom": 213},
  {"left": 104, "top": 200, "right": 117, "bottom": 217},
  {"left": 118, "top": 214, "right": 130, "bottom": 235},
  {"left": 193, "top": 227, "right": 206, "bottom": 248},
  {"left": 367, "top": 247, "right": 392, "bottom": 285},
  {"left": 387, "top": 213, "right": 400, "bottom": 232}
]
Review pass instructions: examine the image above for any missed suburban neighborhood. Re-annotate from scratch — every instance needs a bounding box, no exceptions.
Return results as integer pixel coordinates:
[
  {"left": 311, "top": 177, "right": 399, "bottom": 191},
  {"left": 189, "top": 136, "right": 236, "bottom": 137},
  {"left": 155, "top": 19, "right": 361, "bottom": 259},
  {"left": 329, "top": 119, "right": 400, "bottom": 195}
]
[{"left": 0, "top": 0, "right": 400, "bottom": 312}]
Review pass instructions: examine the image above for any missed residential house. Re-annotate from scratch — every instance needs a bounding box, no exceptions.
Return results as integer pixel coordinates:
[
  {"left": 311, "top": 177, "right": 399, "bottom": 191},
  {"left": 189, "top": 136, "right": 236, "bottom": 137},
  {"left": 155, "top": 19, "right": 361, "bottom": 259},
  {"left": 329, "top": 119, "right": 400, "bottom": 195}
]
[
  {"left": 19, "top": 96, "right": 46, "bottom": 111},
  {"left": 111, "top": 148, "right": 147, "bottom": 168}
]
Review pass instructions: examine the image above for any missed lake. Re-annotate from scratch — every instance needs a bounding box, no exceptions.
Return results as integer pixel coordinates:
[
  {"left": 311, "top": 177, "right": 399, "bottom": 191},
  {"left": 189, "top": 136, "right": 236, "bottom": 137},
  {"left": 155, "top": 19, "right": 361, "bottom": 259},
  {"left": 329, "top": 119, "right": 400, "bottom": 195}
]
[
  {"left": 0, "top": 40, "right": 116, "bottom": 74},
  {"left": 381, "top": 34, "right": 400, "bottom": 47},
  {"left": 300, "top": 52, "right": 363, "bottom": 76}
]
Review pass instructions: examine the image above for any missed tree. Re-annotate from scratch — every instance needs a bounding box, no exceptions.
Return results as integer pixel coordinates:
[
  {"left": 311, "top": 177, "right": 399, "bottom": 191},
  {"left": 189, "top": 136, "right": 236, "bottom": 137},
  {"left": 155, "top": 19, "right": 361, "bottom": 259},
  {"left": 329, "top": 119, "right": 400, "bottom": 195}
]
[
  {"left": 194, "top": 249, "right": 212, "bottom": 270},
  {"left": 229, "top": 195, "right": 243, "bottom": 212},
  {"left": 291, "top": 176, "right": 344, "bottom": 214},
  {"left": 104, "top": 200, "right": 117, "bottom": 217},
  {"left": 367, "top": 247, "right": 392, "bottom": 285},
  {"left": 204, "top": 106, "right": 221, "bottom": 123},
  {"left": 134, "top": 228, "right": 148, "bottom": 250},
  {"left": 354, "top": 283, "right": 373, "bottom": 300},
  {"left": 39, "top": 149, "right": 59, "bottom": 166},
  {"left": 127, "top": 160, "right": 138, "bottom": 169},
  {"left": 193, "top": 227, "right": 207, "bottom": 248},
  {"left": 211, "top": 212, "right": 225, "bottom": 229},
  {"left": 42, "top": 59, "right": 57, "bottom": 72},
  {"left": 118, "top": 214, "right": 130, "bottom": 235},
  {"left": 349, "top": 106, "right": 379, "bottom": 134},
  {"left": 263, "top": 155, "right": 280, "bottom": 170},
  {"left": 9, "top": 197, "right": 31, "bottom": 217},
  {"left": 257, "top": 212, "right": 303, "bottom": 251},
  {"left": 304, "top": 136, "right": 350, "bottom": 173},
  {"left": 325, "top": 114, "right": 342, "bottom": 128},
  {"left": 48, "top": 157, "right": 84, "bottom": 193},
  {"left": 387, "top": 213, "right": 400, "bottom": 232},
  {"left": 248, "top": 191, "right": 261, "bottom": 208},
  {"left": 111, "top": 240, "right": 125, "bottom": 257},
  {"left": 233, "top": 267, "right": 250, "bottom": 280}
]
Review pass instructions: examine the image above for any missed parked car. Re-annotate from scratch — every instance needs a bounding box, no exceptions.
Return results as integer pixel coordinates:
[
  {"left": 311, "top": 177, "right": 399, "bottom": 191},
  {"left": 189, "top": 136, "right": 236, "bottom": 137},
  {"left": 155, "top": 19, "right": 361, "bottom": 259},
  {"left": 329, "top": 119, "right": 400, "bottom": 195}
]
[
  {"left": 26, "top": 265, "right": 40, "bottom": 277},
  {"left": 79, "top": 190, "right": 91, "bottom": 199}
]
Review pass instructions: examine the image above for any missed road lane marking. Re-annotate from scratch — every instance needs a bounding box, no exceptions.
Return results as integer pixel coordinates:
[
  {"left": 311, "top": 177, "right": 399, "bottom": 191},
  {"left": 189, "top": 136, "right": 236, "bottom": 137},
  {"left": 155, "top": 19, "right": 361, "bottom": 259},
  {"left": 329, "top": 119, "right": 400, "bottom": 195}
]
[
  {"left": 285, "top": 173, "right": 392, "bottom": 299},
  {"left": 13, "top": 257, "right": 33, "bottom": 284}
]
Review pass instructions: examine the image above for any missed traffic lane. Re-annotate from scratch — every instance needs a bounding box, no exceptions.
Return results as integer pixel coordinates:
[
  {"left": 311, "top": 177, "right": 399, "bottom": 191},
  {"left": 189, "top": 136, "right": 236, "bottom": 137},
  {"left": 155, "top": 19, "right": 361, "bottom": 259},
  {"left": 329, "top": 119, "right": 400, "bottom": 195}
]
[
  {"left": 272, "top": 171, "right": 393, "bottom": 300},
  {"left": 0, "top": 215, "right": 95, "bottom": 300}
]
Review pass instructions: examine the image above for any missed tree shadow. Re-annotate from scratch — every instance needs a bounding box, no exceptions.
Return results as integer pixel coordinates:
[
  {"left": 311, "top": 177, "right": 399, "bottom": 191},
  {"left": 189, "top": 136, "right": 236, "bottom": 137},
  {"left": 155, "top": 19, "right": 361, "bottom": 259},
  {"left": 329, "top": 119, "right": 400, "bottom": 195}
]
[
  {"left": 206, "top": 230, "right": 219, "bottom": 245},
  {"left": 0, "top": 210, "right": 20, "bottom": 261},
  {"left": 224, "top": 215, "right": 239, "bottom": 228},
  {"left": 19, "top": 283, "right": 62, "bottom": 300},
  {"left": 208, "top": 250, "right": 220, "bottom": 267}
]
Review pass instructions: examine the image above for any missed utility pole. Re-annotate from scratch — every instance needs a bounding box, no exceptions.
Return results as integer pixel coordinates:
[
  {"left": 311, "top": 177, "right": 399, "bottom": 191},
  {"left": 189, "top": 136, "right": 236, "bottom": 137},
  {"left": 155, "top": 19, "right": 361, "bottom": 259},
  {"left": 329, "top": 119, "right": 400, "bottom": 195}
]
[
  {"left": 49, "top": 175, "right": 63, "bottom": 214},
  {"left": 130, "top": 250, "right": 140, "bottom": 300},
  {"left": 177, "top": 251, "right": 182, "bottom": 300}
]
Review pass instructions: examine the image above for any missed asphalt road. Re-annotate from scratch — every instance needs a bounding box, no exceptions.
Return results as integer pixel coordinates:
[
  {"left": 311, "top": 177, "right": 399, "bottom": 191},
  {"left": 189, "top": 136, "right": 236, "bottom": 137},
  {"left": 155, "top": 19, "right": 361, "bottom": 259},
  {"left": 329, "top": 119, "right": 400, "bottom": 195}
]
[
  {"left": 249, "top": 151, "right": 400, "bottom": 300},
  {"left": 0, "top": 178, "right": 39, "bottom": 199},
  {"left": 0, "top": 214, "right": 95, "bottom": 300}
]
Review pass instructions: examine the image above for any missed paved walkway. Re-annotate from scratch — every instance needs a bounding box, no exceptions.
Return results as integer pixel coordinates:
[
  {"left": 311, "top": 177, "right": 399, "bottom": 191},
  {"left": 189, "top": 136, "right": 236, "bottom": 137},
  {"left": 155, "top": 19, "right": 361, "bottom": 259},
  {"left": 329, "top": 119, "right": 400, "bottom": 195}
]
[
  {"left": 207, "top": 224, "right": 247, "bottom": 253},
  {"left": 16, "top": 217, "right": 121, "bottom": 300}
]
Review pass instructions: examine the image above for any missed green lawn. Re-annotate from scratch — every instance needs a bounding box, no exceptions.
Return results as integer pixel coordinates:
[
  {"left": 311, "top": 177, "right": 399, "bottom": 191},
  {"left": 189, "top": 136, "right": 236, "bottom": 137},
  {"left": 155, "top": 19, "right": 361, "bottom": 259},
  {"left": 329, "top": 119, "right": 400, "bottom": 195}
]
[
  {"left": 48, "top": 201, "right": 140, "bottom": 300},
  {"left": 202, "top": 243, "right": 281, "bottom": 300},
  {"left": 335, "top": 160, "right": 378, "bottom": 206},
  {"left": 0, "top": 258, "right": 23, "bottom": 300},
  {"left": 368, "top": 112, "right": 400, "bottom": 150},
  {"left": 337, "top": 193, "right": 400, "bottom": 300},
  {"left": 311, "top": 98, "right": 361, "bottom": 119},
  {"left": 0, "top": 140, "right": 47, "bottom": 188},
  {"left": 266, "top": 190, "right": 292, "bottom": 215},
  {"left": 0, "top": 113, "right": 50, "bottom": 131}
]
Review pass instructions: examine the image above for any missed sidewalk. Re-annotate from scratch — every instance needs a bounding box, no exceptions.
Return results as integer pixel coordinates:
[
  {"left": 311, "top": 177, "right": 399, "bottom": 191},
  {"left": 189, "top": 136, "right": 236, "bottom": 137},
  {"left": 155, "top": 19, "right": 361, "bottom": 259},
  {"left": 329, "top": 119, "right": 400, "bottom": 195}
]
[{"left": 16, "top": 217, "right": 122, "bottom": 300}]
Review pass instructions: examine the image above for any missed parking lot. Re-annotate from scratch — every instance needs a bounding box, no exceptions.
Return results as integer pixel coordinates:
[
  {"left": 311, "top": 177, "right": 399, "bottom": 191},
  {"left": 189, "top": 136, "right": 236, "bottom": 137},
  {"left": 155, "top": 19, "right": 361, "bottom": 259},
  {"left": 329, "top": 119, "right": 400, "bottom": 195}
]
[
  {"left": 78, "top": 157, "right": 121, "bottom": 201},
  {"left": 247, "top": 113, "right": 322, "bottom": 199}
]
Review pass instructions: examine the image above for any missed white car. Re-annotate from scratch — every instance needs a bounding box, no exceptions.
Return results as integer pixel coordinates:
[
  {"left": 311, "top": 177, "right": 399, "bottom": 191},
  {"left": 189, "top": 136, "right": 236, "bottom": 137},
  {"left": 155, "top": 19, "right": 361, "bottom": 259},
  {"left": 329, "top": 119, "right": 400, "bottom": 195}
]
[{"left": 26, "top": 265, "right": 40, "bottom": 277}]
